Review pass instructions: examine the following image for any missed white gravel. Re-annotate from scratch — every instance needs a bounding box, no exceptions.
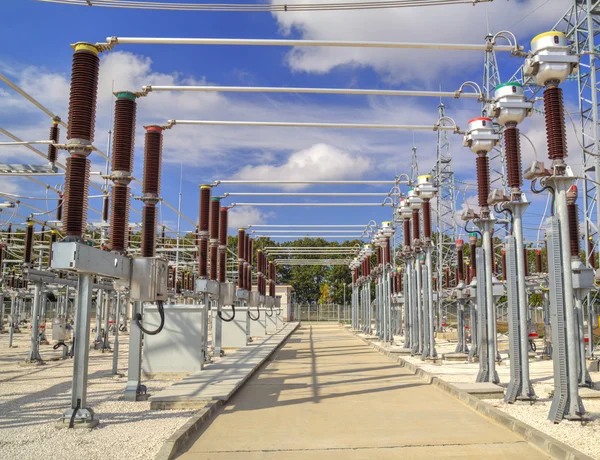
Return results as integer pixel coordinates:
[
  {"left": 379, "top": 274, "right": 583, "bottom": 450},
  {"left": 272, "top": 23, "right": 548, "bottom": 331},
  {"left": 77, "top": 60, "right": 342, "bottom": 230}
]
[
  {"left": 384, "top": 333, "right": 600, "bottom": 459},
  {"left": 0, "top": 324, "right": 196, "bottom": 460}
]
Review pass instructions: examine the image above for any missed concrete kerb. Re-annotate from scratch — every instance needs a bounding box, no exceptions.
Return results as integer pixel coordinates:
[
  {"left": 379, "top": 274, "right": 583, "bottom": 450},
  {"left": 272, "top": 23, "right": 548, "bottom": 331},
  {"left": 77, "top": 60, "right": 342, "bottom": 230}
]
[
  {"left": 154, "top": 322, "right": 300, "bottom": 460},
  {"left": 347, "top": 328, "right": 594, "bottom": 460}
]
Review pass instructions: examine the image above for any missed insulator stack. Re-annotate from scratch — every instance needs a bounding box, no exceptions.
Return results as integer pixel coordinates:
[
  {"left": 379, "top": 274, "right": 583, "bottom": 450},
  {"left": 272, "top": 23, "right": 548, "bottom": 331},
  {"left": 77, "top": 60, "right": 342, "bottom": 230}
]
[
  {"left": 142, "top": 130, "right": 163, "bottom": 197},
  {"left": 238, "top": 229, "right": 245, "bottom": 289},
  {"left": 454, "top": 267, "right": 459, "bottom": 287},
  {"left": 457, "top": 247, "right": 464, "bottom": 281},
  {"left": 62, "top": 156, "right": 90, "bottom": 238},
  {"left": 246, "top": 238, "right": 253, "bottom": 290},
  {"left": 102, "top": 195, "right": 109, "bottom": 222},
  {"left": 466, "top": 265, "right": 471, "bottom": 285},
  {"left": 385, "top": 238, "right": 391, "bottom": 264},
  {"left": 110, "top": 187, "right": 129, "bottom": 252},
  {"left": 397, "top": 273, "right": 402, "bottom": 292},
  {"left": 6, "top": 224, "right": 11, "bottom": 246},
  {"left": 68, "top": 45, "right": 99, "bottom": 142},
  {"left": 141, "top": 205, "right": 157, "bottom": 258},
  {"left": 218, "top": 250, "right": 226, "bottom": 283},
  {"left": 588, "top": 239, "right": 596, "bottom": 269},
  {"left": 476, "top": 154, "right": 490, "bottom": 209},
  {"left": 470, "top": 243, "right": 477, "bottom": 279},
  {"left": 217, "top": 207, "right": 228, "bottom": 283},
  {"left": 56, "top": 195, "right": 63, "bottom": 222},
  {"left": 403, "top": 219, "right": 411, "bottom": 247},
  {"left": 24, "top": 221, "right": 34, "bottom": 265},
  {"left": 198, "top": 186, "right": 211, "bottom": 278},
  {"left": 412, "top": 210, "right": 420, "bottom": 246},
  {"left": 523, "top": 247, "right": 529, "bottom": 277},
  {"left": 422, "top": 200, "right": 432, "bottom": 240},
  {"left": 544, "top": 86, "right": 567, "bottom": 161},
  {"left": 504, "top": 126, "right": 523, "bottom": 189},
  {"left": 269, "top": 262, "right": 276, "bottom": 297},
  {"left": 352, "top": 269, "right": 357, "bottom": 284},
  {"left": 445, "top": 267, "right": 450, "bottom": 289},
  {"left": 48, "top": 122, "right": 59, "bottom": 164},
  {"left": 567, "top": 202, "right": 580, "bottom": 258},
  {"left": 210, "top": 198, "right": 220, "bottom": 241},
  {"left": 376, "top": 247, "right": 381, "bottom": 266},
  {"left": 536, "top": 249, "right": 543, "bottom": 273},
  {"left": 502, "top": 250, "right": 507, "bottom": 280}
]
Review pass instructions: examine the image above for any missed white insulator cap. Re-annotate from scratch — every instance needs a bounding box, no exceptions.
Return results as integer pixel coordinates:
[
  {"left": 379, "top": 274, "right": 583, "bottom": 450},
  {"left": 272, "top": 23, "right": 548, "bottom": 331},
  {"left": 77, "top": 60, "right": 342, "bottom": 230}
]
[
  {"left": 381, "top": 221, "right": 394, "bottom": 236},
  {"left": 415, "top": 174, "right": 438, "bottom": 200},
  {"left": 524, "top": 31, "right": 578, "bottom": 86},
  {"left": 363, "top": 243, "right": 374, "bottom": 256},
  {"left": 492, "top": 82, "right": 532, "bottom": 126},
  {"left": 399, "top": 198, "right": 412, "bottom": 218},
  {"left": 462, "top": 117, "right": 499, "bottom": 154}
]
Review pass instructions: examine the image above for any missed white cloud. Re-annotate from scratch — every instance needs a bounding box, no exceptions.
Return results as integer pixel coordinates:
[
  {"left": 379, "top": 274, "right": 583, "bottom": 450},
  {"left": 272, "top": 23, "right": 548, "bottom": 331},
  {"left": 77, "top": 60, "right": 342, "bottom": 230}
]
[
  {"left": 271, "top": 0, "right": 567, "bottom": 83},
  {"left": 228, "top": 206, "right": 272, "bottom": 228},
  {"left": 231, "top": 143, "right": 372, "bottom": 188}
]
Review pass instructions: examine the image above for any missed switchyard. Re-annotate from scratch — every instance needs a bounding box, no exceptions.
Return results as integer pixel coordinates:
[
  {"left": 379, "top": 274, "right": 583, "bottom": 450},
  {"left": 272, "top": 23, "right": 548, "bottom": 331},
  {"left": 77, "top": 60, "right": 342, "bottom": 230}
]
[{"left": 1, "top": 0, "right": 600, "bottom": 459}]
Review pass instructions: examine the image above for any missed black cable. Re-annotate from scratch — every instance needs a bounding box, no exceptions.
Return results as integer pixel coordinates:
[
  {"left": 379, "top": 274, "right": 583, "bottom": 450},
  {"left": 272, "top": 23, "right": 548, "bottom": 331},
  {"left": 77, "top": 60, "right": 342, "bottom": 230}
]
[
  {"left": 68, "top": 398, "right": 81, "bottom": 429},
  {"left": 53, "top": 341, "right": 67, "bottom": 350},
  {"left": 218, "top": 305, "right": 236, "bottom": 322},
  {"left": 530, "top": 179, "right": 555, "bottom": 216},
  {"left": 134, "top": 301, "right": 165, "bottom": 335},
  {"left": 266, "top": 305, "right": 274, "bottom": 317},
  {"left": 463, "top": 223, "right": 482, "bottom": 240},
  {"left": 497, "top": 205, "right": 514, "bottom": 234},
  {"left": 248, "top": 306, "right": 260, "bottom": 321}
]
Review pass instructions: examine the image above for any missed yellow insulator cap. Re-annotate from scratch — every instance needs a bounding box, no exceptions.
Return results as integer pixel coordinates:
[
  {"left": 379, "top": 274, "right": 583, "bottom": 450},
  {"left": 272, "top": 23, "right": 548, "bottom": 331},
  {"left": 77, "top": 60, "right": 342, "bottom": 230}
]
[
  {"left": 200, "top": 185, "right": 211, "bottom": 189},
  {"left": 27, "top": 221, "right": 34, "bottom": 227},
  {"left": 74, "top": 43, "right": 99, "bottom": 55},
  {"left": 531, "top": 31, "right": 566, "bottom": 44}
]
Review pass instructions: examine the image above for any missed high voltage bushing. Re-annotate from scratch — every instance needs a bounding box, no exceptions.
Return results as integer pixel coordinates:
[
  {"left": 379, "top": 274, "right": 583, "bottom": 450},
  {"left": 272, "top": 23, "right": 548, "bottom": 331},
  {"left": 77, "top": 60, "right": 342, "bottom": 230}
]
[
  {"left": 48, "top": 119, "right": 60, "bottom": 165},
  {"left": 63, "top": 43, "right": 99, "bottom": 241},
  {"left": 244, "top": 233, "right": 250, "bottom": 290},
  {"left": 140, "top": 126, "right": 163, "bottom": 258},
  {"left": 269, "top": 261, "right": 276, "bottom": 297},
  {"left": 246, "top": 237, "right": 253, "bottom": 290},
  {"left": 456, "top": 240, "right": 464, "bottom": 281},
  {"left": 237, "top": 229, "right": 245, "bottom": 289},
  {"left": 523, "top": 246, "right": 529, "bottom": 277},
  {"left": 208, "top": 197, "right": 220, "bottom": 281},
  {"left": 24, "top": 220, "right": 34, "bottom": 265},
  {"left": 198, "top": 185, "right": 211, "bottom": 278},
  {"left": 501, "top": 249, "right": 507, "bottom": 280},
  {"left": 218, "top": 207, "right": 228, "bottom": 283},
  {"left": 412, "top": 210, "right": 420, "bottom": 248},
  {"left": 504, "top": 126, "right": 523, "bottom": 190},
  {"left": 469, "top": 234, "right": 477, "bottom": 279},
  {"left": 535, "top": 249, "right": 543, "bottom": 273},
  {"left": 110, "top": 91, "right": 137, "bottom": 253},
  {"left": 257, "top": 249, "right": 264, "bottom": 293}
]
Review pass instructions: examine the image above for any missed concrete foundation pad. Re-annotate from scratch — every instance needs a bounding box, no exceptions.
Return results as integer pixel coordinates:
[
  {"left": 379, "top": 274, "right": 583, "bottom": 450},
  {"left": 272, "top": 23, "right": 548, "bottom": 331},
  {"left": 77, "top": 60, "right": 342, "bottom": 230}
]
[
  {"left": 452, "top": 382, "right": 505, "bottom": 399},
  {"left": 443, "top": 352, "right": 469, "bottom": 362},
  {"left": 388, "top": 347, "right": 412, "bottom": 355},
  {"left": 435, "top": 331, "right": 457, "bottom": 340},
  {"left": 587, "top": 360, "right": 600, "bottom": 373},
  {"left": 55, "top": 419, "right": 100, "bottom": 429},
  {"left": 579, "top": 387, "right": 600, "bottom": 399}
]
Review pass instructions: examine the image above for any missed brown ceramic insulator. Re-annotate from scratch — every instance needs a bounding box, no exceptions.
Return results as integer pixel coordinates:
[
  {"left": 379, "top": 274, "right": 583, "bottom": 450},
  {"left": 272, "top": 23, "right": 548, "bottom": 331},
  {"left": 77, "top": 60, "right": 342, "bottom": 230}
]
[
  {"left": 141, "top": 205, "right": 157, "bottom": 257},
  {"left": 544, "top": 86, "right": 567, "bottom": 160},
  {"left": 56, "top": 196, "right": 63, "bottom": 222},
  {"left": 62, "top": 156, "right": 90, "bottom": 238},
  {"left": 470, "top": 243, "right": 477, "bottom": 279},
  {"left": 504, "top": 126, "right": 523, "bottom": 189},
  {"left": 567, "top": 203, "right": 580, "bottom": 257},
  {"left": 110, "top": 184, "right": 130, "bottom": 252},
  {"left": 490, "top": 236, "right": 496, "bottom": 274},
  {"left": 67, "top": 49, "right": 99, "bottom": 142},
  {"left": 209, "top": 244, "right": 218, "bottom": 281},
  {"left": 445, "top": 267, "right": 450, "bottom": 289},
  {"left": 218, "top": 250, "right": 226, "bottom": 283},
  {"left": 403, "top": 219, "right": 410, "bottom": 247},
  {"left": 238, "top": 229, "right": 245, "bottom": 260},
  {"left": 49, "top": 231, "right": 57, "bottom": 265},
  {"left": 352, "top": 269, "right": 357, "bottom": 284},
  {"left": 422, "top": 200, "right": 432, "bottom": 239},
  {"left": 536, "top": 250, "right": 543, "bottom": 273},
  {"left": 268, "top": 261, "right": 274, "bottom": 283},
  {"left": 209, "top": 199, "right": 220, "bottom": 241},
  {"left": 476, "top": 154, "right": 490, "bottom": 208},
  {"left": 247, "top": 238, "right": 253, "bottom": 266},
  {"left": 199, "top": 238, "right": 208, "bottom": 278},
  {"left": 219, "top": 207, "right": 228, "bottom": 246},
  {"left": 385, "top": 239, "right": 391, "bottom": 264},
  {"left": 244, "top": 234, "right": 250, "bottom": 264},
  {"left": 523, "top": 247, "right": 529, "bottom": 276},
  {"left": 237, "top": 261, "right": 244, "bottom": 289},
  {"left": 247, "top": 265, "right": 252, "bottom": 291},
  {"left": 457, "top": 248, "right": 464, "bottom": 280},
  {"left": 199, "top": 187, "right": 211, "bottom": 232},
  {"left": 412, "top": 210, "right": 420, "bottom": 244},
  {"left": 24, "top": 223, "right": 34, "bottom": 264},
  {"left": 112, "top": 97, "right": 136, "bottom": 173},
  {"left": 502, "top": 251, "right": 507, "bottom": 281},
  {"left": 466, "top": 265, "right": 471, "bottom": 285},
  {"left": 376, "top": 246, "right": 381, "bottom": 266},
  {"left": 102, "top": 195, "right": 109, "bottom": 222},
  {"left": 142, "top": 129, "right": 163, "bottom": 195},
  {"left": 588, "top": 239, "right": 596, "bottom": 269},
  {"left": 48, "top": 124, "right": 59, "bottom": 163},
  {"left": 397, "top": 273, "right": 402, "bottom": 292}
]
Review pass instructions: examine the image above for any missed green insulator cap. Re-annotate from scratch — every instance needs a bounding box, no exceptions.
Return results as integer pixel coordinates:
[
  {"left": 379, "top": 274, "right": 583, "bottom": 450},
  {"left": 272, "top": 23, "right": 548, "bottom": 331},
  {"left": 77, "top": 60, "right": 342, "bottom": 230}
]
[
  {"left": 494, "top": 82, "right": 522, "bottom": 91},
  {"left": 117, "top": 91, "right": 137, "bottom": 101},
  {"left": 211, "top": 197, "right": 221, "bottom": 201}
]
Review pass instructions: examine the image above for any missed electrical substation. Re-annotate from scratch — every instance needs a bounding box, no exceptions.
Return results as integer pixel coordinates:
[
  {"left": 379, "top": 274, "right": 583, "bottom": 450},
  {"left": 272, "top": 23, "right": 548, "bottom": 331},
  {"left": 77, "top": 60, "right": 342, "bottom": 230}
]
[{"left": 1, "top": 1, "right": 600, "bottom": 459}]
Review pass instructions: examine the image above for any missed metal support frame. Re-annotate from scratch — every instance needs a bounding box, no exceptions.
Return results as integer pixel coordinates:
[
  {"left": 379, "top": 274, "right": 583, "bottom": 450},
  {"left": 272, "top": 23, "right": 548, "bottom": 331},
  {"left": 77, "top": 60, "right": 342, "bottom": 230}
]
[{"left": 25, "top": 282, "right": 43, "bottom": 363}]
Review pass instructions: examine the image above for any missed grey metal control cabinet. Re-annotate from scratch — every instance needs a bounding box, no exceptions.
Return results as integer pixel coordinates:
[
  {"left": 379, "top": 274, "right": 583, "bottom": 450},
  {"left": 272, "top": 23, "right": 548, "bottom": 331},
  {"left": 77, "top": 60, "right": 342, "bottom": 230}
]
[
  {"left": 249, "top": 309, "right": 267, "bottom": 337},
  {"left": 212, "top": 307, "right": 249, "bottom": 348},
  {"left": 142, "top": 304, "right": 206, "bottom": 374}
]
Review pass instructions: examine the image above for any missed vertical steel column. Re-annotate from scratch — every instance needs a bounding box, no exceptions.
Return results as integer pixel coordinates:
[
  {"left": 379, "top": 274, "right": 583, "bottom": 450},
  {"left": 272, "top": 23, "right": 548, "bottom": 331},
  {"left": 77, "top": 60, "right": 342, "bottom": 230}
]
[
  {"left": 102, "top": 292, "right": 111, "bottom": 351},
  {"left": 8, "top": 295, "right": 15, "bottom": 348},
  {"left": 124, "top": 300, "right": 144, "bottom": 401},
  {"left": 479, "top": 220, "right": 499, "bottom": 383},
  {"left": 413, "top": 258, "right": 423, "bottom": 355},
  {"left": 112, "top": 293, "right": 120, "bottom": 375},
  {"left": 94, "top": 290, "right": 103, "bottom": 346},
  {"left": 0, "top": 293, "right": 4, "bottom": 333},
  {"left": 475, "top": 248, "right": 491, "bottom": 382},
  {"left": 25, "top": 282, "right": 43, "bottom": 363},
  {"left": 421, "top": 263, "right": 431, "bottom": 359},
  {"left": 404, "top": 260, "right": 413, "bottom": 349}
]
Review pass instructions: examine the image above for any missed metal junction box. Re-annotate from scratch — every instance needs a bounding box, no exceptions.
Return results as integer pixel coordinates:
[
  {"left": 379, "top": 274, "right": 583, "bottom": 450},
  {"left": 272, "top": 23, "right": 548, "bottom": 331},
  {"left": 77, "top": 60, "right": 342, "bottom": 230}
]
[
  {"left": 51, "top": 241, "right": 131, "bottom": 278},
  {"left": 130, "top": 257, "right": 168, "bottom": 302}
]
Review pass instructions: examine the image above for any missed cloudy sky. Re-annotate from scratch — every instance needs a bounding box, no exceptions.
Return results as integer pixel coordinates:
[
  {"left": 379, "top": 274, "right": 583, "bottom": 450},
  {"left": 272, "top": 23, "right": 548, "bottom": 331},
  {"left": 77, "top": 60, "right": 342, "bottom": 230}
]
[{"left": 0, "top": 0, "right": 581, "bottom": 245}]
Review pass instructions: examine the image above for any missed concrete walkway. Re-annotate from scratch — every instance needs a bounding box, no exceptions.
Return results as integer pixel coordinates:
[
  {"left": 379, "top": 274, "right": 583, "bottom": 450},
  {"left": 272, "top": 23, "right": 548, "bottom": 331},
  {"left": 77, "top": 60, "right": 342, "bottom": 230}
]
[{"left": 177, "top": 324, "right": 549, "bottom": 459}]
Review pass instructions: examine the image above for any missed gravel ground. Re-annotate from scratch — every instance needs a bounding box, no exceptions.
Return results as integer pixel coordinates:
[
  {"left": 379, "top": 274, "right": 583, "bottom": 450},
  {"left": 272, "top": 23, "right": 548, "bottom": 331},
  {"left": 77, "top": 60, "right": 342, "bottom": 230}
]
[
  {"left": 0, "top": 324, "right": 196, "bottom": 460},
  {"left": 382, "top": 333, "right": 600, "bottom": 459}
]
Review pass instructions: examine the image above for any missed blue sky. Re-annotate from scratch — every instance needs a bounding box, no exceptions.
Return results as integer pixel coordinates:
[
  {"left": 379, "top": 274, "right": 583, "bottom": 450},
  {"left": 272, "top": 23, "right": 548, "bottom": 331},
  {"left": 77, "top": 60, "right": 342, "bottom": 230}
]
[{"left": 0, "top": 0, "right": 580, "bottom": 246}]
